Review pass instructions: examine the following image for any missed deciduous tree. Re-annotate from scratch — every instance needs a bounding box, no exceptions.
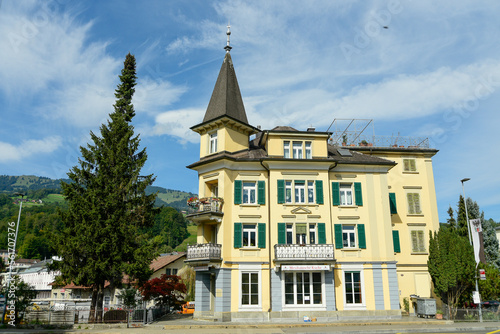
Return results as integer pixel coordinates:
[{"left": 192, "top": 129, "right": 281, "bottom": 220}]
[{"left": 139, "top": 274, "right": 186, "bottom": 309}]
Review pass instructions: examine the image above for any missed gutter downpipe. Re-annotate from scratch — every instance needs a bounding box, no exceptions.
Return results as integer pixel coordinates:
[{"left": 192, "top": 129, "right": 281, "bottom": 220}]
[
  {"left": 260, "top": 159, "right": 272, "bottom": 320},
  {"left": 328, "top": 161, "right": 338, "bottom": 310}
]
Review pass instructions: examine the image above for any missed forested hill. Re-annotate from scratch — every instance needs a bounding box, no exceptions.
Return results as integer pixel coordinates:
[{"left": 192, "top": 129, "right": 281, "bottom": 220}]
[
  {"left": 0, "top": 175, "right": 196, "bottom": 211},
  {"left": 0, "top": 175, "right": 70, "bottom": 192}
]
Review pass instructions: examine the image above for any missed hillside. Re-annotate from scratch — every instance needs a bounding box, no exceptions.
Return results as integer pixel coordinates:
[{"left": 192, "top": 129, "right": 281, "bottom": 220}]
[{"left": 0, "top": 175, "right": 196, "bottom": 211}]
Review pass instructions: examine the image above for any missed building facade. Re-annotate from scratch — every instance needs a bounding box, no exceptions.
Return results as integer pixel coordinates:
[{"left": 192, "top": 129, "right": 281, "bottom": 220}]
[{"left": 185, "top": 44, "right": 439, "bottom": 322}]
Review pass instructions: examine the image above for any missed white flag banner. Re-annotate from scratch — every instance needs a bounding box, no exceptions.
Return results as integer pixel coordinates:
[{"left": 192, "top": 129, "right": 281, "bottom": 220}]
[{"left": 470, "top": 218, "right": 482, "bottom": 265}]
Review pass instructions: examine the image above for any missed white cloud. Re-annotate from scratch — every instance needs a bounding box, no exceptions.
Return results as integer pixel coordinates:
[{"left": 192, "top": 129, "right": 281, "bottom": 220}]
[
  {"left": 147, "top": 108, "right": 204, "bottom": 144},
  {"left": 134, "top": 78, "right": 187, "bottom": 115},
  {"left": 0, "top": 136, "right": 62, "bottom": 163}
]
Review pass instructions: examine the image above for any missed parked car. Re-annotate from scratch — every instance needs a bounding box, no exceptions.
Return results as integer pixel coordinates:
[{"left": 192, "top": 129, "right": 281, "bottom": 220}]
[
  {"left": 481, "top": 300, "right": 500, "bottom": 310},
  {"left": 181, "top": 301, "right": 195, "bottom": 314}
]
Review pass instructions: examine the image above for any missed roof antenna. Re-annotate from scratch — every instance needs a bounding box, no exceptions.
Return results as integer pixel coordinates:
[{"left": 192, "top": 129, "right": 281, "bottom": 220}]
[{"left": 224, "top": 22, "right": 232, "bottom": 53}]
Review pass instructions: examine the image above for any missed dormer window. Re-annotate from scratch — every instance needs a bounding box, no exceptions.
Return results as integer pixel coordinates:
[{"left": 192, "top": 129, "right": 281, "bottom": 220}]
[
  {"left": 305, "top": 141, "right": 312, "bottom": 159},
  {"left": 292, "top": 142, "right": 303, "bottom": 158},
  {"left": 283, "top": 141, "right": 290, "bottom": 158},
  {"left": 284, "top": 140, "right": 312, "bottom": 159},
  {"left": 209, "top": 131, "right": 218, "bottom": 154}
]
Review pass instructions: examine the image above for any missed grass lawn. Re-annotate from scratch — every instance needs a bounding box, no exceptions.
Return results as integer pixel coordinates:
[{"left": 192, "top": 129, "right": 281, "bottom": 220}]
[
  {"left": 175, "top": 224, "right": 197, "bottom": 252},
  {"left": 44, "top": 194, "right": 65, "bottom": 204}
]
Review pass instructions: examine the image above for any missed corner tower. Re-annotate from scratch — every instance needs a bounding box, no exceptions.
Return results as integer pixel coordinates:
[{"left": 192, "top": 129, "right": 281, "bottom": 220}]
[{"left": 191, "top": 26, "right": 258, "bottom": 159}]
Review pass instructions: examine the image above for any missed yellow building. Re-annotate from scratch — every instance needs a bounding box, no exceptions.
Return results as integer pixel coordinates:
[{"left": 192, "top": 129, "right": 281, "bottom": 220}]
[{"left": 185, "top": 40, "right": 439, "bottom": 322}]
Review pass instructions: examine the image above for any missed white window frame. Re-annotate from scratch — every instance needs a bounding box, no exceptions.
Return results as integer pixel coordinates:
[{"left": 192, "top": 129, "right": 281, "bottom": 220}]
[
  {"left": 307, "top": 181, "right": 315, "bottom": 203},
  {"left": 239, "top": 265, "right": 261, "bottom": 311},
  {"left": 305, "top": 141, "right": 312, "bottom": 159},
  {"left": 284, "top": 223, "right": 318, "bottom": 245},
  {"left": 295, "top": 223, "right": 308, "bottom": 244},
  {"left": 242, "top": 224, "right": 257, "bottom": 248},
  {"left": 410, "top": 229, "right": 426, "bottom": 253},
  {"left": 285, "top": 180, "right": 318, "bottom": 205},
  {"left": 285, "top": 181, "right": 293, "bottom": 203},
  {"left": 282, "top": 271, "right": 325, "bottom": 309},
  {"left": 407, "top": 192, "right": 422, "bottom": 215},
  {"left": 242, "top": 182, "right": 257, "bottom": 204},
  {"left": 286, "top": 224, "right": 293, "bottom": 244},
  {"left": 294, "top": 181, "right": 305, "bottom": 203},
  {"left": 340, "top": 184, "right": 353, "bottom": 206},
  {"left": 209, "top": 131, "right": 218, "bottom": 154},
  {"left": 292, "top": 141, "right": 303, "bottom": 159},
  {"left": 284, "top": 141, "right": 290, "bottom": 158},
  {"left": 309, "top": 223, "right": 317, "bottom": 245},
  {"left": 342, "top": 225, "right": 357, "bottom": 249},
  {"left": 342, "top": 264, "right": 366, "bottom": 310}
]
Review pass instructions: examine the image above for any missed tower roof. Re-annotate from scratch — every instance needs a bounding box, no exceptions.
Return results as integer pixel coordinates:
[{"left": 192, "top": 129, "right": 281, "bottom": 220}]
[{"left": 201, "top": 52, "right": 249, "bottom": 125}]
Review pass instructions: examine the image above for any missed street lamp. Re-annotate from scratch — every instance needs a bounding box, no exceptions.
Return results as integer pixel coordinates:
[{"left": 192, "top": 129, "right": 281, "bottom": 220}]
[
  {"left": 460, "top": 178, "right": 482, "bottom": 322},
  {"left": 461, "top": 178, "right": 472, "bottom": 245}
]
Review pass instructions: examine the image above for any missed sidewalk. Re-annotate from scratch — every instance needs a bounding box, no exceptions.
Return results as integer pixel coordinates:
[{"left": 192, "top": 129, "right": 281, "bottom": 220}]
[{"left": 2, "top": 314, "right": 500, "bottom": 333}]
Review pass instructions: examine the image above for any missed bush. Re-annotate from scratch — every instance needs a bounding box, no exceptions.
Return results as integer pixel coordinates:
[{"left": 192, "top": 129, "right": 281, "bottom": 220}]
[{"left": 103, "top": 309, "right": 127, "bottom": 323}]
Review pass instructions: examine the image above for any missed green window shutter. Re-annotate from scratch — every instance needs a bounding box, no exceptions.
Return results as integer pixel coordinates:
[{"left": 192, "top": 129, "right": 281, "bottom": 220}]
[
  {"left": 334, "top": 224, "right": 343, "bottom": 249},
  {"left": 357, "top": 224, "right": 366, "bottom": 249},
  {"left": 296, "top": 223, "right": 307, "bottom": 234},
  {"left": 409, "top": 159, "right": 416, "bottom": 171},
  {"left": 354, "top": 182, "right": 363, "bottom": 206},
  {"left": 258, "top": 181, "right": 265, "bottom": 205},
  {"left": 258, "top": 223, "right": 266, "bottom": 248},
  {"left": 392, "top": 230, "right": 401, "bottom": 253},
  {"left": 234, "top": 180, "right": 242, "bottom": 205},
  {"left": 332, "top": 182, "right": 340, "bottom": 206},
  {"left": 315, "top": 180, "right": 324, "bottom": 204},
  {"left": 234, "top": 223, "right": 242, "bottom": 248},
  {"left": 389, "top": 192, "right": 397, "bottom": 214},
  {"left": 278, "top": 223, "right": 286, "bottom": 244},
  {"left": 277, "top": 180, "right": 285, "bottom": 204},
  {"left": 403, "top": 159, "right": 410, "bottom": 171},
  {"left": 318, "top": 223, "right": 326, "bottom": 244}
]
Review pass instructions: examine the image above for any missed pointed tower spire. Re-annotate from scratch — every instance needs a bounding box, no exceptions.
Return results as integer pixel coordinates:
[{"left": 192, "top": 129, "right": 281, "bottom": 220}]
[
  {"left": 224, "top": 23, "right": 232, "bottom": 53},
  {"left": 191, "top": 25, "right": 255, "bottom": 128}
]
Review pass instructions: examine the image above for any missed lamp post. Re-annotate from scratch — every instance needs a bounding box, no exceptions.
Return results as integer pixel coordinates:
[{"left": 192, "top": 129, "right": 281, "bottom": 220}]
[
  {"left": 461, "top": 178, "right": 482, "bottom": 322},
  {"left": 461, "top": 178, "right": 472, "bottom": 244}
]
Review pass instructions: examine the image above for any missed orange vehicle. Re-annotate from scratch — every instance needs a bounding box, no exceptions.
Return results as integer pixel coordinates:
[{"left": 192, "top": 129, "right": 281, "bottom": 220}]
[{"left": 181, "top": 301, "right": 195, "bottom": 314}]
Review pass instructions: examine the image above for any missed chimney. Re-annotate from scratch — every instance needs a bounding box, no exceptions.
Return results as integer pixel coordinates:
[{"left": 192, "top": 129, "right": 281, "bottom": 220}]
[{"left": 307, "top": 125, "right": 315, "bottom": 132}]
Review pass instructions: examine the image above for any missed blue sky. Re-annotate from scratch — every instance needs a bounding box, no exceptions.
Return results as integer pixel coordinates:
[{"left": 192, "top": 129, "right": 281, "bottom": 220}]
[{"left": 1, "top": 1, "right": 499, "bottom": 222}]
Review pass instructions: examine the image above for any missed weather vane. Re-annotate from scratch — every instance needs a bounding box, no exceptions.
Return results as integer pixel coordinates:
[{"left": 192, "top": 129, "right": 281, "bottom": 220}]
[{"left": 224, "top": 22, "right": 232, "bottom": 53}]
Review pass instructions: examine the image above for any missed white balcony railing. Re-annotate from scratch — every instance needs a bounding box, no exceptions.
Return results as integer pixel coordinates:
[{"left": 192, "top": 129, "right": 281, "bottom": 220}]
[
  {"left": 187, "top": 243, "right": 222, "bottom": 261},
  {"left": 274, "top": 244, "right": 335, "bottom": 261}
]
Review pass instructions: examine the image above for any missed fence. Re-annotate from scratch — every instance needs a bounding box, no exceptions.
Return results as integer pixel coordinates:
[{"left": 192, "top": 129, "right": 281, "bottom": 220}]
[
  {"left": 23, "top": 305, "right": 168, "bottom": 325},
  {"left": 442, "top": 304, "right": 500, "bottom": 321}
]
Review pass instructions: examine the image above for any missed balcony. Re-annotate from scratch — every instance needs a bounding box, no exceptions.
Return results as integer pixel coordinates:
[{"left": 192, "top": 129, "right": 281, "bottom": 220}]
[
  {"left": 274, "top": 244, "right": 335, "bottom": 262},
  {"left": 186, "top": 243, "right": 222, "bottom": 263},
  {"left": 186, "top": 197, "right": 224, "bottom": 224}
]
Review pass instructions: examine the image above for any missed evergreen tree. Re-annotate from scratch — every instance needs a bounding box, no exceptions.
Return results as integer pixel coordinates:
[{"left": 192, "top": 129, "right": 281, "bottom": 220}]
[
  {"left": 456, "top": 195, "right": 469, "bottom": 238},
  {"left": 428, "top": 228, "right": 475, "bottom": 319},
  {"left": 53, "top": 53, "right": 158, "bottom": 323},
  {"left": 482, "top": 218, "right": 500, "bottom": 269},
  {"left": 446, "top": 205, "right": 456, "bottom": 230}
]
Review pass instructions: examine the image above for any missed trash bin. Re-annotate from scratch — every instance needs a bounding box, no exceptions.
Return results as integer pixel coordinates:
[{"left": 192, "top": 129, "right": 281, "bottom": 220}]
[{"left": 416, "top": 298, "right": 436, "bottom": 318}]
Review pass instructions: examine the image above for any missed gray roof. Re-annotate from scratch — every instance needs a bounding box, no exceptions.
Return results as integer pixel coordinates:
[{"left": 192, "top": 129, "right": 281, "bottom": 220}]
[
  {"left": 187, "top": 140, "right": 395, "bottom": 169},
  {"left": 202, "top": 52, "right": 249, "bottom": 126}
]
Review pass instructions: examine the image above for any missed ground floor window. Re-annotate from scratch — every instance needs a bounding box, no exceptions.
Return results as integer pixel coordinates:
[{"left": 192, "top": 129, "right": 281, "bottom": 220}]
[
  {"left": 284, "top": 272, "right": 323, "bottom": 305},
  {"left": 344, "top": 271, "right": 362, "bottom": 304},
  {"left": 241, "top": 272, "right": 259, "bottom": 306}
]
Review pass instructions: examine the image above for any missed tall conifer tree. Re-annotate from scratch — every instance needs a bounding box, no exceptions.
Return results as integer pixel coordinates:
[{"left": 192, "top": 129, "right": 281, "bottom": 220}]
[{"left": 54, "top": 53, "right": 157, "bottom": 323}]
